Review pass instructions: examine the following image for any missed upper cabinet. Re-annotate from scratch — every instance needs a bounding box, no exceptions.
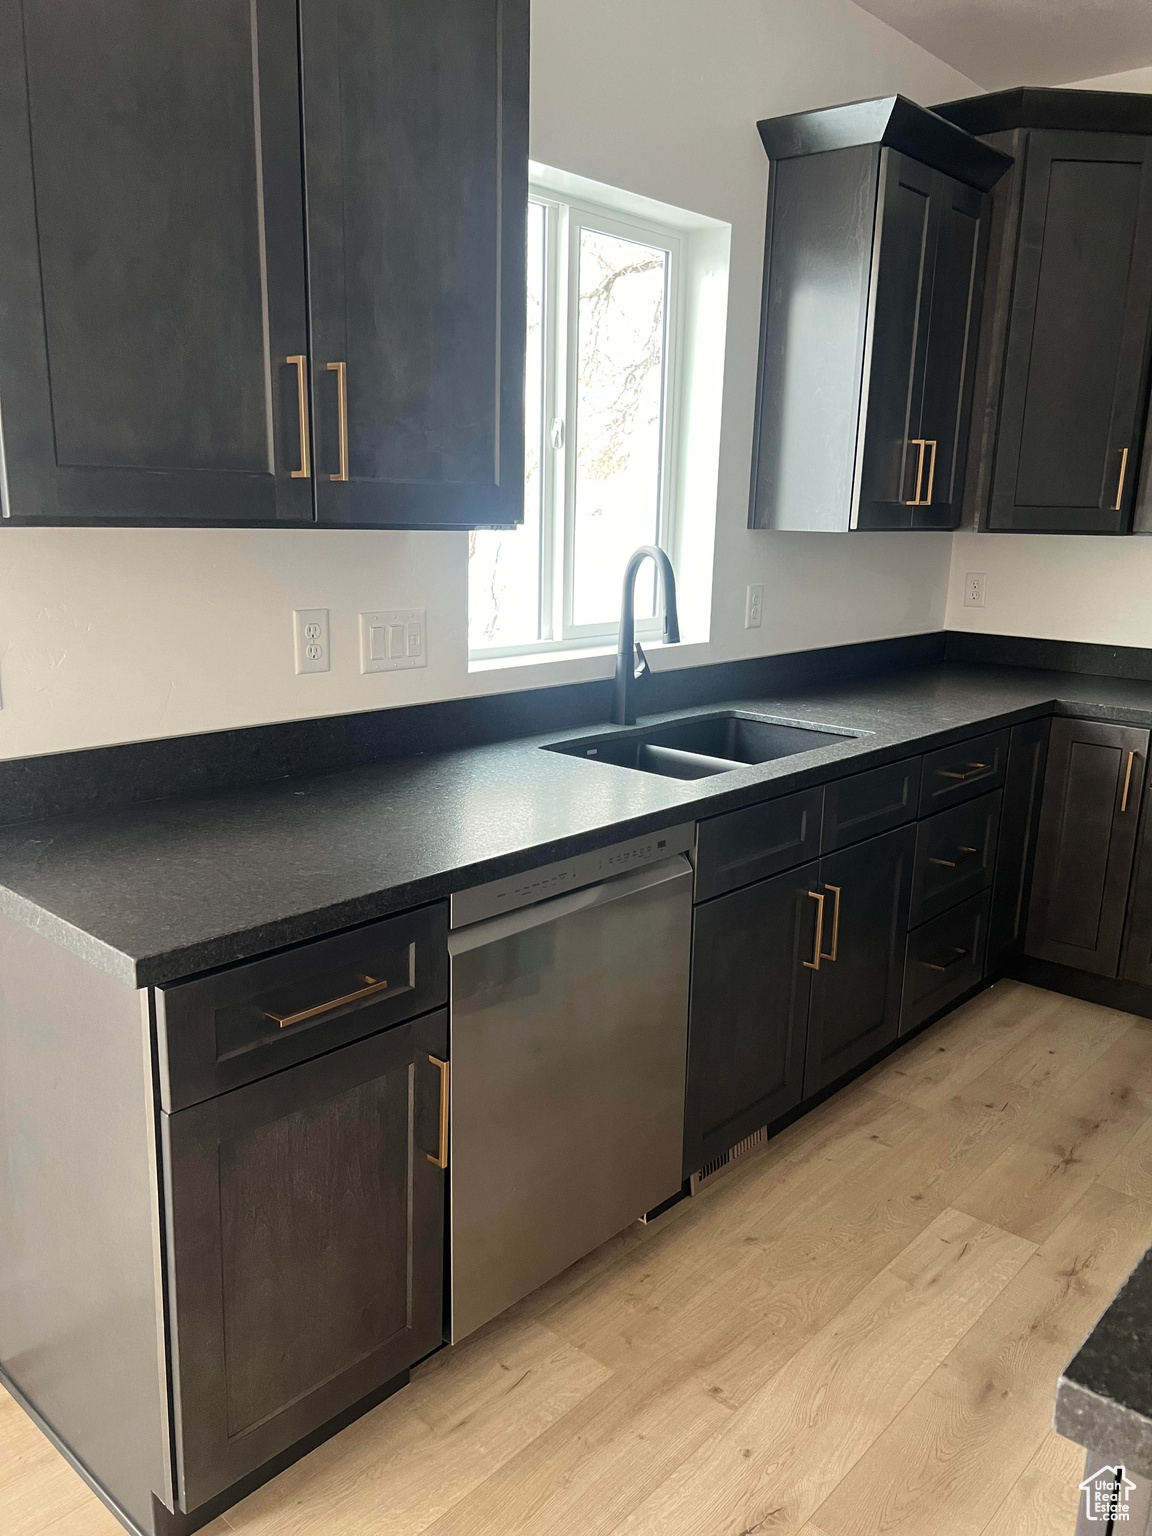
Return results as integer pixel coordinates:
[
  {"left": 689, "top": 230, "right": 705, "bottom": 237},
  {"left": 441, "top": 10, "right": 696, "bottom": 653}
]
[
  {"left": 0, "top": 0, "right": 528, "bottom": 529},
  {"left": 934, "top": 88, "right": 1152, "bottom": 535},
  {"left": 749, "top": 96, "right": 1010, "bottom": 533}
]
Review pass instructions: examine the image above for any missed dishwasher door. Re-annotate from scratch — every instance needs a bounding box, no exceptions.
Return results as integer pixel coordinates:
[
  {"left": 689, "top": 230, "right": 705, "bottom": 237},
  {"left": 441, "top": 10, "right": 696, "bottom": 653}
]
[{"left": 448, "top": 854, "right": 692, "bottom": 1342}]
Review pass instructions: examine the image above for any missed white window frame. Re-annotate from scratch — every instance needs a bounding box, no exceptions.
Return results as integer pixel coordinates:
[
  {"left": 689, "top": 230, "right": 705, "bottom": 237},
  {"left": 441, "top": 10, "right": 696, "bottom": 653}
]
[{"left": 469, "top": 184, "right": 687, "bottom": 660}]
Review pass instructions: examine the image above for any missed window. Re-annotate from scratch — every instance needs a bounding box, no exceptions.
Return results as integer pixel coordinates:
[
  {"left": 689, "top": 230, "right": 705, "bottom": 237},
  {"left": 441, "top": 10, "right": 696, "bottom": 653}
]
[{"left": 468, "top": 180, "right": 687, "bottom": 657}]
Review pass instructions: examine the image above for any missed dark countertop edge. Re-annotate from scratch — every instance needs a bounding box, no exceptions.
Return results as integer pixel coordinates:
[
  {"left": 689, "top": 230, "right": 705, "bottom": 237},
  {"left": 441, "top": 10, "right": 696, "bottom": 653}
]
[
  {"left": 1055, "top": 1377, "right": 1152, "bottom": 1482},
  {"left": 12, "top": 673, "right": 1152, "bottom": 992}
]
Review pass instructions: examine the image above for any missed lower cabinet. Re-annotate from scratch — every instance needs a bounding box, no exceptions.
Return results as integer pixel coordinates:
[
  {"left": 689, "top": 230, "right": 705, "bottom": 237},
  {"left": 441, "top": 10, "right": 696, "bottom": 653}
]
[
  {"left": 988, "top": 716, "right": 1051, "bottom": 970},
  {"left": 1025, "top": 718, "right": 1148, "bottom": 976},
  {"left": 163, "top": 1011, "right": 447, "bottom": 1514},
  {"left": 804, "top": 824, "right": 917, "bottom": 1096},
  {"left": 902, "top": 891, "right": 990, "bottom": 1033},
  {"left": 684, "top": 862, "right": 817, "bottom": 1177}
]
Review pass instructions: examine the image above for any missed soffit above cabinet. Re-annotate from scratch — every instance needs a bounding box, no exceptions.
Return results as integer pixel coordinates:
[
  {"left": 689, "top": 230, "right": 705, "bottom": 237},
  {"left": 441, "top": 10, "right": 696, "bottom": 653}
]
[{"left": 756, "top": 95, "right": 1012, "bottom": 191}]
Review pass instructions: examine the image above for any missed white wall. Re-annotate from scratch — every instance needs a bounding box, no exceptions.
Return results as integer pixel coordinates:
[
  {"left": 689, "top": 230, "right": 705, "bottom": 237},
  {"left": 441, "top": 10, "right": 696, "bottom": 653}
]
[
  {"left": 946, "top": 62, "right": 1152, "bottom": 649},
  {"left": 0, "top": 0, "right": 976, "bottom": 759}
]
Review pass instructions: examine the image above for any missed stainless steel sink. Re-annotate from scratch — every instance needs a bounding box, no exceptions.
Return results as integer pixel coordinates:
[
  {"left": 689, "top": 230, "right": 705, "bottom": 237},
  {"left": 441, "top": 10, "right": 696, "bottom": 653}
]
[{"left": 545, "top": 712, "right": 859, "bottom": 779}]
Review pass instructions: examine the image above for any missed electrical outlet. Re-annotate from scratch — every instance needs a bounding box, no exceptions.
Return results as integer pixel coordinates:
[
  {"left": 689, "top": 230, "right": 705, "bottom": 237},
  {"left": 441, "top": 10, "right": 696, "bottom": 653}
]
[
  {"left": 293, "top": 608, "right": 330, "bottom": 673},
  {"left": 360, "top": 609, "right": 427, "bottom": 673},
  {"left": 745, "top": 584, "right": 764, "bottom": 629},
  {"left": 963, "top": 573, "right": 987, "bottom": 609}
]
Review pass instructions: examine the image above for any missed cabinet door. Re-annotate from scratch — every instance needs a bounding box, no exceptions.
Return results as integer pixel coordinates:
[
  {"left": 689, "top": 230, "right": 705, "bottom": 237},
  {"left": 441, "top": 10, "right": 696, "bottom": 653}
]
[
  {"left": 913, "top": 174, "right": 986, "bottom": 530},
  {"left": 988, "top": 716, "right": 1051, "bottom": 970},
  {"left": 0, "top": 0, "right": 311, "bottom": 525},
  {"left": 163, "top": 1012, "right": 446, "bottom": 1514},
  {"left": 1026, "top": 720, "right": 1148, "bottom": 977},
  {"left": 804, "top": 824, "right": 915, "bottom": 1097},
  {"left": 684, "top": 863, "right": 818, "bottom": 1178},
  {"left": 855, "top": 151, "right": 936, "bottom": 530},
  {"left": 989, "top": 131, "right": 1152, "bottom": 533},
  {"left": 1123, "top": 785, "right": 1152, "bottom": 986},
  {"left": 300, "top": 0, "right": 528, "bottom": 528}
]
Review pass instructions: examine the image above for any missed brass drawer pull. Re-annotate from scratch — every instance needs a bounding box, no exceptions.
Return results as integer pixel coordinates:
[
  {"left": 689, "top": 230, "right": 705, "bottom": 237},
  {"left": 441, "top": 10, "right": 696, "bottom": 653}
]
[
  {"left": 822, "top": 883, "right": 841, "bottom": 962},
  {"left": 1121, "top": 750, "right": 1138, "bottom": 814},
  {"left": 287, "top": 355, "right": 311, "bottom": 479},
  {"left": 924, "top": 946, "right": 970, "bottom": 973},
  {"left": 427, "top": 1055, "right": 450, "bottom": 1169},
  {"left": 905, "top": 439, "right": 938, "bottom": 506},
  {"left": 326, "top": 360, "right": 349, "bottom": 482},
  {"left": 928, "top": 846, "right": 979, "bottom": 870},
  {"left": 265, "top": 974, "right": 388, "bottom": 1029},
  {"left": 937, "top": 763, "right": 990, "bottom": 782},
  {"left": 923, "top": 438, "right": 937, "bottom": 504},
  {"left": 1114, "top": 446, "right": 1130, "bottom": 512},
  {"left": 803, "top": 890, "right": 825, "bottom": 971}
]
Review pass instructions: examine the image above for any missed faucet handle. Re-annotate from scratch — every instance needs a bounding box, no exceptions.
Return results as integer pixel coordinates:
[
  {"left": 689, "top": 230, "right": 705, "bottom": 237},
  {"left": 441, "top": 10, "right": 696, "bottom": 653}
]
[{"left": 633, "top": 642, "right": 651, "bottom": 682}]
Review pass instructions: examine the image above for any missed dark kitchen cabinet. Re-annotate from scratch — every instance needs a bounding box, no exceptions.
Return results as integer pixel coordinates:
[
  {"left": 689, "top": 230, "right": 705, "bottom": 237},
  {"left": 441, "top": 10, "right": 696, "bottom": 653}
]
[
  {"left": 163, "top": 1011, "right": 447, "bottom": 1514},
  {"left": 1025, "top": 719, "right": 1148, "bottom": 976},
  {"left": 804, "top": 824, "right": 916, "bottom": 1095},
  {"left": 300, "top": 0, "right": 528, "bottom": 527},
  {"left": 749, "top": 96, "right": 1008, "bottom": 533},
  {"left": 987, "top": 716, "right": 1051, "bottom": 969},
  {"left": 0, "top": 0, "right": 528, "bottom": 529},
  {"left": 0, "top": 0, "right": 311, "bottom": 524},
  {"left": 684, "top": 862, "right": 818, "bottom": 1177},
  {"left": 902, "top": 890, "right": 990, "bottom": 1034},
  {"left": 934, "top": 90, "right": 1152, "bottom": 534}
]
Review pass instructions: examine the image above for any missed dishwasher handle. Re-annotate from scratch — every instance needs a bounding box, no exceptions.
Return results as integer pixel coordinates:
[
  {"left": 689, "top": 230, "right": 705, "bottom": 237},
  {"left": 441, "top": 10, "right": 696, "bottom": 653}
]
[{"left": 448, "top": 853, "right": 692, "bottom": 955}]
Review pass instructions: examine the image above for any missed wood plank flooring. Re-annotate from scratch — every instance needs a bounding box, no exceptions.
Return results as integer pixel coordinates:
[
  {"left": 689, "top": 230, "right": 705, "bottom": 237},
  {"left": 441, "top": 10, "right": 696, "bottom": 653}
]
[{"left": 5, "top": 981, "right": 1152, "bottom": 1536}]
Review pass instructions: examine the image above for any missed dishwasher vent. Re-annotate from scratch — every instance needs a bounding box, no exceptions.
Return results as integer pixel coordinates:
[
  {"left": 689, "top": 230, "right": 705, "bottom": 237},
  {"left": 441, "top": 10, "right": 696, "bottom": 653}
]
[{"left": 689, "top": 1125, "right": 768, "bottom": 1196}]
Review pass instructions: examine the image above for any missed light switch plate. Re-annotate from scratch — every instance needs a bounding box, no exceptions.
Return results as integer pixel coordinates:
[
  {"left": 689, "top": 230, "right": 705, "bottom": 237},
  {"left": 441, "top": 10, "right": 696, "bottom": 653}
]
[{"left": 360, "top": 609, "right": 427, "bottom": 673}]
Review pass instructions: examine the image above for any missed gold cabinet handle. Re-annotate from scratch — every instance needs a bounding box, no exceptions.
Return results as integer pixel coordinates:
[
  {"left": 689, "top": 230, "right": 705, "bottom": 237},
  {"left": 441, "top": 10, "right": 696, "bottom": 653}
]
[
  {"left": 803, "top": 890, "right": 825, "bottom": 971},
  {"left": 1114, "top": 447, "right": 1130, "bottom": 512},
  {"left": 822, "top": 883, "right": 841, "bottom": 962},
  {"left": 327, "top": 360, "right": 349, "bottom": 482},
  {"left": 265, "top": 974, "right": 388, "bottom": 1029},
  {"left": 287, "top": 355, "right": 311, "bottom": 479},
  {"left": 928, "top": 845, "right": 979, "bottom": 870},
  {"left": 924, "top": 946, "right": 970, "bottom": 973},
  {"left": 906, "top": 439, "right": 927, "bottom": 506},
  {"left": 427, "top": 1055, "right": 449, "bottom": 1169},
  {"left": 923, "top": 439, "right": 937, "bottom": 504},
  {"left": 1121, "top": 750, "right": 1138, "bottom": 814},
  {"left": 937, "top": 762, "right": 990, "bottom": 781}
]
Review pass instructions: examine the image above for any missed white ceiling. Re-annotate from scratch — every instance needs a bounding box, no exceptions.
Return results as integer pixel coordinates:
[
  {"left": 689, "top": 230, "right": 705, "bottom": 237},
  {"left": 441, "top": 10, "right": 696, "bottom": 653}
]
[{"left": 851, "top": 0, "right": 1152, "bottom": 90}]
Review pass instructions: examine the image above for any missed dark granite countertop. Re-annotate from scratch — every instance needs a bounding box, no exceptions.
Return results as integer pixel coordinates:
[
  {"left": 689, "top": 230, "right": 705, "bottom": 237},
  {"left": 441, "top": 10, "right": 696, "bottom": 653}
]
[
  {"left": 6, "top": 659, "right": 1152, "bottom": 989},
  {"left": 1056, "top": 1246, "right": 1152, "bottom": 1479}
]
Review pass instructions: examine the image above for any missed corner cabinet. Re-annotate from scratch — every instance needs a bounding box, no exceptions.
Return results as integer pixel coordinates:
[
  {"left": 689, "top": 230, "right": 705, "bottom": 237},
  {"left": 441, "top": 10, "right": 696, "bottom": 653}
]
[
  {"left": 934, "top": 88, "right": 1152, "bottom": 535},
  {"left": 749, "top": 96, "right": 1010, "bottom": 533},
  {"left": 0, "top": 0, "right": 527, "bottom": 530}
]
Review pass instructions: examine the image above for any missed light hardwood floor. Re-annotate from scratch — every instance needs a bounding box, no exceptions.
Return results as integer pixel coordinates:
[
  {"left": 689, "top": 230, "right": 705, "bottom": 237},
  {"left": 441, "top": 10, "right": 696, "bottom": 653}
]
[{"left": 6, "top": 980, "right": 1152, "bottom": 1536}]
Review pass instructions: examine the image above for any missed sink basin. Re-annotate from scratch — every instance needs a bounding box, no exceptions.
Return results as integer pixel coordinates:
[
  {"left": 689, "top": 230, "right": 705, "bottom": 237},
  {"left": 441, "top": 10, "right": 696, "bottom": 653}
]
[{"left": 545, "top": 712, "right": 857, "bottom": 779}]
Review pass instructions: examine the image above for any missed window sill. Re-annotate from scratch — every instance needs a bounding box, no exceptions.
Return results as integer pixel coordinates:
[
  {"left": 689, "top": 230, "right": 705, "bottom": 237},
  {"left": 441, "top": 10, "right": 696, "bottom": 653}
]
[{"left": 469, "top": 643, "right": 619, "bottom": 674}]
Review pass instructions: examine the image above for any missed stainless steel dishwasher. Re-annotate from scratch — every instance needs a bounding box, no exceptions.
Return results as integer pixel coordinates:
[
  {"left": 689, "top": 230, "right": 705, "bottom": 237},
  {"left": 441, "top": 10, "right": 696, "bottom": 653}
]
[{"left": 448, "top": 825, "right": 694, "bottom": 1342}]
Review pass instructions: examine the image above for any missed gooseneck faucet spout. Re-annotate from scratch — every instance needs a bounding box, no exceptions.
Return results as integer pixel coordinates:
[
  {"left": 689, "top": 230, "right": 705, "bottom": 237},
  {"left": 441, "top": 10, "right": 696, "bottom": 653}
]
[{"left": 612, "top": 544, "right": 680, "bottom": 726}]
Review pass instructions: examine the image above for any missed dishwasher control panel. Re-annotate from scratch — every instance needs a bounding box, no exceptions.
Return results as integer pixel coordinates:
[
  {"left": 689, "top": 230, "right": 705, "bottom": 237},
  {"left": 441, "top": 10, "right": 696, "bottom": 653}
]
[{"left": 450, "top": 822, "right": 695, "bottom": 928}]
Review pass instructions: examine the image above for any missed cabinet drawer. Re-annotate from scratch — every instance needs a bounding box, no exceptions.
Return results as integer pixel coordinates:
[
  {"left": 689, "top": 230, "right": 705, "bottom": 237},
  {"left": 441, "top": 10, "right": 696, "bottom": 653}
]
[
  {"left": 901, "top": 891, "right": 990, "bottom": 1035},
  {"left": 157, "top": 903, "right": 448, "bottom": 1112},
  {"left": 910, "top": 789, "right": 1002, "bottom": 926},
  {"left": 919, "top": 729, "right": 1009, "bottom": 814},
  {"left": 695, "top": 787, "right": 823, "bottom": 901},
  {"left": 821, "top": 757, "right": 921, "bottom": 853}
]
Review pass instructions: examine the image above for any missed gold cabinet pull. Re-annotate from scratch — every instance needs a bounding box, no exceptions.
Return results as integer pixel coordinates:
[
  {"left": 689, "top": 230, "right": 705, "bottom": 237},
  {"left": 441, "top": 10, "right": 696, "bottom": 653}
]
[
  {"left": 822, "top": 883, "right": 842, "bottom": 962},
  {"left": 906, "top": 439, "right": 927, "bottom": 506},
  {"left": 803, "top": 890, "right": 825, "bottom": 971},
  {"left": 1114, "top": 447, "right": 1130, "bottom": 512},
  {"left": 924, "top": 947, "right": 970, "bottom": 973},
  {"left": 327, "top": 360, "right": 349, "bottom": 482},
  {"left": 937, "top": 762, "right": 990, "bottom": 781},
  {"left": 1121, "top": 750, "right": 1138, "bottom": 814},
  {"left": 427, "top": 1055, "right": 450, "bottom": 1169},
  {"left": 923, "top": 439, "right": 937, "bottom": 504},
  {"left": 928, "top": 845, "right": 979, "bottom": 870},
  {"left": 265, "top": 974, "right": 388, "bottom": 1029},
  {"left": 287, "top": 355, "right": 311, "bottom": 479}
]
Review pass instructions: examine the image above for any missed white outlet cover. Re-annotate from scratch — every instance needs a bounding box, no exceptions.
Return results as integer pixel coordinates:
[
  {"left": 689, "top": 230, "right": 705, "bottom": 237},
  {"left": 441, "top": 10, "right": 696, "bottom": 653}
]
[
  {"left": 963, "top": 573, "right": 987, "bottom": 609},
  {"left": 360, "top": 609, "right": 427, "bottom": 673},
  {"left": 293, "top": 608, "right": 330, "bottom": 674},
  {"left": 745, "top": 584, "right": 763, "bottom": 629}
]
